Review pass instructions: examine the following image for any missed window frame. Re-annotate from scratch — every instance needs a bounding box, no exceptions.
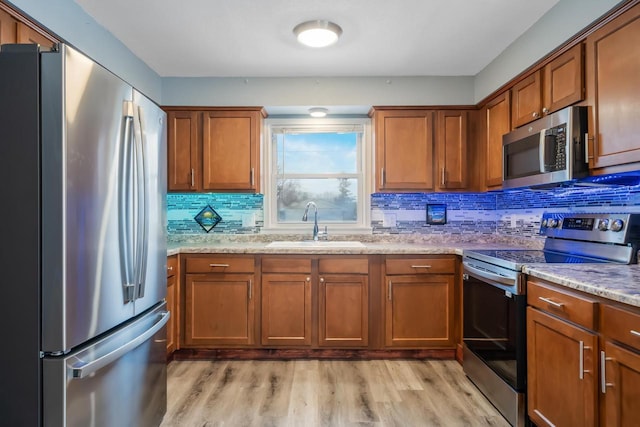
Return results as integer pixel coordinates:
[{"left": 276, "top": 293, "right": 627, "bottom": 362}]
[{"left": 262, "top": 117, "right": 372, "bottom": 235}]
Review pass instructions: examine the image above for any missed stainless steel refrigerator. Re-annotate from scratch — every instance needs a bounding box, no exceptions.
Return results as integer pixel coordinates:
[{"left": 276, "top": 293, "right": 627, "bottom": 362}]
[{"left": 0, "top": 43, "right": 168, "bottom": 426}]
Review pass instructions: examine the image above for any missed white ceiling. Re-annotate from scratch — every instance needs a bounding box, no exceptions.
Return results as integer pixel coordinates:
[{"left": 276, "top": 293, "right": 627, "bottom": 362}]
[{"left": 73, "top": 0, "right": 561, "bottom": 78}]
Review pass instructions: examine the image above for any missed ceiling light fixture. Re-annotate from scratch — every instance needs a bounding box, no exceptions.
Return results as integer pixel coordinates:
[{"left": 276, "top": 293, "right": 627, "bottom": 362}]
[
  {"left": 293, "top": 20, "right": 342, "bottom": 48},
  {"left": 309, "top": 107, "right": 328, "bottom": 118}
]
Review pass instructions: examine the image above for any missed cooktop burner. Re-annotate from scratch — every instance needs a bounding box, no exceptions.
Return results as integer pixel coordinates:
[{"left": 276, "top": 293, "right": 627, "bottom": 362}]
[{"left": 465, "top": 249, "right": 610, "bottom": 271}]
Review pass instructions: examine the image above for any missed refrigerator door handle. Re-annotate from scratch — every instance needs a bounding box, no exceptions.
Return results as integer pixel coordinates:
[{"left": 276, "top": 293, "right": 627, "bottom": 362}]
[
  {"left": 132, "top": 104, "right": 149, "bottom": 298},
  {"left": 119, "top": 101, "right": 136, "bottom": 302},
  {"left": 68, "top": 311, "right": 169, "bottom": 379}
]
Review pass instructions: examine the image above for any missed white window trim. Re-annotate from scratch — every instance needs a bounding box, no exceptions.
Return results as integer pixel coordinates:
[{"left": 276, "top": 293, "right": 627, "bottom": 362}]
[{"left": 261, "top": 117, "right": 373, "bottom": 235}]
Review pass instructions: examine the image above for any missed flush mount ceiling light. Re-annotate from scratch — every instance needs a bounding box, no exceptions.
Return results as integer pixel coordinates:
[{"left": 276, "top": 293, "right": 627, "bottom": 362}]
[
  {"left": 293, "top": 20, "right": 342, "bottom": 48},
  {"left": 309, "top": 107, "right": 328, "bottom": 117}
]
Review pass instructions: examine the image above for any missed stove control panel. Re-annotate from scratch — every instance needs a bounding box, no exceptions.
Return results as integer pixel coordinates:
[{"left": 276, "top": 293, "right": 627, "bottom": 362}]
[{"left": 540, "top": 212, "right": 640, "bottom": 244}]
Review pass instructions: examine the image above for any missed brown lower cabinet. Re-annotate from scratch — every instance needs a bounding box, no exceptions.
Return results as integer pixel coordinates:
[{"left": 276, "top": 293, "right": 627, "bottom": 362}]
[
  {"left": 527, "top": 307, "right": 598, "bottom": 427},
  {"left": 166, "top": 255, "right": 179, "bottom": 354},
  {"left": 527, "top": 278, "right": 640, "bottom": 427},
  {"left": 179, "top": 254, "right": 459, "bottom": 352},
  {"left": 383, "top": 256, "right": 456, "bottom": 348},
  {"left": 183, "top": 255, "right": 256, "bottom": 347}
]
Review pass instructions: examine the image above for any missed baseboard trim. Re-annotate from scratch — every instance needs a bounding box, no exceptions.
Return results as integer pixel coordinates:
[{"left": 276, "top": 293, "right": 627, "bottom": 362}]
[{"left": 171, "top": 348, "right": 456, "bottom": 360}]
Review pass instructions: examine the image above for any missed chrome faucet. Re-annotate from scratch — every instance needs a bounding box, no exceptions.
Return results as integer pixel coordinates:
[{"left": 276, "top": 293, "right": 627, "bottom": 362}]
[{"left": 302, "top": 201, "right": 319, "bottom": 241}]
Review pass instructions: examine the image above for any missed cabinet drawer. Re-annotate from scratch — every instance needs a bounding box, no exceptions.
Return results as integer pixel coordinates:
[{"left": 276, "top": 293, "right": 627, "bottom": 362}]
[
  {"left": 385, "top": 257, "right": 455, "bottom": 275},
  {"left": 528, "top": 280, "right": 598, "bottom": 330},
  {"left": 185, "top": 256, "right": 254, "bottom": 273},
  {"left": 262, "top": 257, "right": 311, "bottom": 273},
  {"left": 167, "top": 256, "right": 178, "bottom": 278},
  {"left": 602, "top": 304, "right": 640, "bottom": 350},
  {"left": 319, "top": 258, "right": 368, "bottom": 274}
]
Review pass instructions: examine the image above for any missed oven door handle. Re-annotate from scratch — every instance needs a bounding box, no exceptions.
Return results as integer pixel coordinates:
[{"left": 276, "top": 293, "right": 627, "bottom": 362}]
[{"left": 463, "top": 261, "right": 518, "bottom": 292}]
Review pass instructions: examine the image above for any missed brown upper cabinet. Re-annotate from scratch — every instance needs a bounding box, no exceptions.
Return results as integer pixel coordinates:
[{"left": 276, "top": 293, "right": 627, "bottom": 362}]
[
  {"left": 483, "top": 91, "right": 511, "bottom": 189},
  {"left": 0, "top": 7, "right": 18, "bottom": 45},
  {"left": 16, "top": 22, "right": 55, "bottom": 48},
  {"left": 511, "top": 43, "right": 584, "bottom": 128},
  {"left": 1, "top": 5, "right": 56, "bottom": 48},
  {"left": 165, "top": 107, "right": 265, "bottom": 193},
  {"left": 373, "top": 108, "right": 434, "bottom": 192},
  {"left": 436, "top": 110, "right": 468, "bottom": 190},
  {"left": 585, "top": 2, "right": 640, "bottom": 171}
]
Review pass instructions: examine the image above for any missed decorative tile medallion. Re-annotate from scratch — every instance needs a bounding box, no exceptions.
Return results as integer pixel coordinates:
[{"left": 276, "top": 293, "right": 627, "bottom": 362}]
[{"left": 194, "top": 205, "right": 222, "bottom": 233}]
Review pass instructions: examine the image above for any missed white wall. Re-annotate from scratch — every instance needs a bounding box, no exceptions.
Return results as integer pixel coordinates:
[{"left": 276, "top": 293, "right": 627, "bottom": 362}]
[
  {"left": 473, "top": 0, "right": 622, "bottom": 103},
  {"left": 7, "top": 0, "right": 162, "bottom": 102},
  {"left": 161, "top": 76, "right": 475, "bottom": 111},
  {"left": 6, "top": 0, "right": 625, "bottom": 108}
]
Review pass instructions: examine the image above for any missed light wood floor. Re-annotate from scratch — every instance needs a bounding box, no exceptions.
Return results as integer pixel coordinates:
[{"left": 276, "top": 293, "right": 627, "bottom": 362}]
[{"left": 161, "top": 359, "right": 509, "bottom": 427}]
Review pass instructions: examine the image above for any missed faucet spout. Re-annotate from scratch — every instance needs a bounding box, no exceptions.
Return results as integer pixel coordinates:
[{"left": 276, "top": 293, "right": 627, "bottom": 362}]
[{"left": 302, "top": 201, "right": 319, "bottom": 241}]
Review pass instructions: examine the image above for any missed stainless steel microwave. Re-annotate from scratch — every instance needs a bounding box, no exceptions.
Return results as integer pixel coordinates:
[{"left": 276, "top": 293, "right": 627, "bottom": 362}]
[{"left": 502, "top": 106, "right": 588, "bottom": 189}]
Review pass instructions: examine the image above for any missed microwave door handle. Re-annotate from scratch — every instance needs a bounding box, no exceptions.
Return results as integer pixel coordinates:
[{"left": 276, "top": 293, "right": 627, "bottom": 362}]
[{"left": 539, "top": 128, "right": 547, "bottom": 173}]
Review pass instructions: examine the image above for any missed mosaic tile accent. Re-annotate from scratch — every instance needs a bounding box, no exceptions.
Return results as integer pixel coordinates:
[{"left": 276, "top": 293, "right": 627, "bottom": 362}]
[
  {"left": 167, "top": 193, "right": 263, "bottom": 235},
  {"left": 371, "top": 193, "right": 497, "bottom": 235},
  {"left": 166, "top": 176, "right": 640, "bottom": 238}
]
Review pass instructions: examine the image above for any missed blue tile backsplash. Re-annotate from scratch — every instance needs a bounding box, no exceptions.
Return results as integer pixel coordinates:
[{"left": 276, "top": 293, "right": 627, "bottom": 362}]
[{"left": 167, "top": 179, "right": 640, "bottom": 238}]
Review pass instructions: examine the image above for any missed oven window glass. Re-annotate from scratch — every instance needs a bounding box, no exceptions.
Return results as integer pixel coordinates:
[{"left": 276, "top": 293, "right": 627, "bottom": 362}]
[
  {"left": 463, "top": 276, "right": 526, "bottom": 391},
  {"left": 504, "top": 133, "right": 541, "bottom": 180}
]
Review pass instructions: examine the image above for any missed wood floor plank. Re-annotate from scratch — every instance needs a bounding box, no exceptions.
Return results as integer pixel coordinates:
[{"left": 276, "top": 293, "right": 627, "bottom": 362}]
[{"left": 161, "top": 359, "right": 509, "bottom": 427}]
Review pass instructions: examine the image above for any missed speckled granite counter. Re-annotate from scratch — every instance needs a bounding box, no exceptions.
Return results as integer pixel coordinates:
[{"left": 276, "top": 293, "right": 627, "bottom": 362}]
[
  {"left": 166, "top": 234, "right": 640, "bottom": 309},
  {"left": 167, "top": 233, "right": 544, "bottom": 257},
  {"left": 523, "top": 264, "right": 640, "bottom": 308}
]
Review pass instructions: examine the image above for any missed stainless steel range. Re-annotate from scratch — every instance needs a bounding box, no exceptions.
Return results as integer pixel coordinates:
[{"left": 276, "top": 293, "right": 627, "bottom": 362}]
[{"left": 462, "top": 212, "right": 640, "bottom": 427}]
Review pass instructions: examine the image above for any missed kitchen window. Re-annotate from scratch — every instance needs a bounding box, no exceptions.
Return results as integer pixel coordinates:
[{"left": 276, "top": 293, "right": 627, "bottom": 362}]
[{"left": 262, "top": 118, "right": 372, "bottom": 234}]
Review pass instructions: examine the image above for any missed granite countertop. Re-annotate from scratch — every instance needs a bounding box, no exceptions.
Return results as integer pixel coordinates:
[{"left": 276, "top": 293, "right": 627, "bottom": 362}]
[
  {"left": 523, "top": 264, "right": 640, "bottom": 308},
  {"left": 167, "top": 235, "right": 640, "bottom": 309}
]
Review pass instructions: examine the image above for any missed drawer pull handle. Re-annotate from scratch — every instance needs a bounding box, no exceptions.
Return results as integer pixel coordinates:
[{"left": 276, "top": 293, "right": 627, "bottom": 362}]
[
  {"left": 209, "top": 263, "right": 230, "bottom": 268},
  {"left": 388, "top": 280, "right": 393, "bottom": 301},
  {"left": 631, "top": 330, "right": 640, "bottom": 338},
  {"left": 538, "top": 296, "right": 564, "bottom": 308},
  {"left": 601, "top": 351, "right": 614, "bottom": 394},
  {"left": 411, "top": 265, "right": 432, "bottom": 269},
  {"left": 579, "top": 341, "right": 591, "bottom": 380}
]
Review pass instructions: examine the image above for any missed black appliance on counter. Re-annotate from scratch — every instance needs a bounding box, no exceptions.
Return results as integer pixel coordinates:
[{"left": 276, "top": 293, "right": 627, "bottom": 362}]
[{"left": 462, "top": 212, "right": 640, "bottom": 427}]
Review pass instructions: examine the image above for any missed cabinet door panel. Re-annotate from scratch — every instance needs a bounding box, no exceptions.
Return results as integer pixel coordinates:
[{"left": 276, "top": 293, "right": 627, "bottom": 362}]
[
  {"left": 202, "top": 111, "right": 257, "bottom": 191},
  {"left": 166, "top": 274, "right": 177, "bottom": 354},
  {"left": 527, "top": 307, "right": 598, "bottom": 427},
  {"left": 544, "top": 44, "right": 584, "bottom": 114},
  {"left": 586, "top": 4, "right": 640, "bottom": 169},
  {"left": 603, "top": 341, "right": 640, "bottom": 427},
  {"left": 319, "top": 274, "right": 368, "bottom": 347},
  {"left": 376, "top": 110, "right": 434, "bottom": 191},
  {"left": 485, "top": 92, "right": 510, "bottom": 188},
  {"left": 261, "top": 274, "right": 311, "bottom": 346},
  {"left": 184, "top": 273, "right": 254, "bottom": 346},
  {"left": 437, "top": 110, "right": 467, "bottom": 189},
  {"left": 167, "top": 111, "right": 199, "bottom": 191},
  {"left": 511, "top": 71, "right": 542, "bottom": 128},
  {"left": 385, "top": 275, "right": 454, "bottom": 348}
]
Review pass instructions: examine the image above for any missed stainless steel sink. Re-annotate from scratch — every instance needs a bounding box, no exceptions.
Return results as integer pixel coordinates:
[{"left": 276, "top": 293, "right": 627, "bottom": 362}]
[{"left": 265, "top": 241, "right": 366, "bottom": 248}]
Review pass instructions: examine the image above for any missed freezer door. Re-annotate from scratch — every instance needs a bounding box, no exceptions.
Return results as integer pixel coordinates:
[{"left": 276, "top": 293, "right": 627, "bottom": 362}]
[
  {"left": 41, "top": 45, "right": 137, "bottom": 352},
  {"left": 43, "top": 303, "right": 169, "bottom": 427},
  {"left": 132, "top": 90, "right": 167, "bottom": 315}
]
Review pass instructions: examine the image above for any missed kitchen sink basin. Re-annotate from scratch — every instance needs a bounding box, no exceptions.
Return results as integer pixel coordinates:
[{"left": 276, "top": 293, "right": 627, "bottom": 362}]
[{"left": 266, "top": 241, "right": 366, "bottom": 248}]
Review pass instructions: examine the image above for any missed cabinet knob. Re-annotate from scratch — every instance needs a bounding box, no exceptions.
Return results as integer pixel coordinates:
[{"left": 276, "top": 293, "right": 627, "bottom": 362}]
[
  {"left": 167, "top": 266, "right": 173, "bottom": 271},
  {"left": 306, "top": 277, "right": 311, "bottom": 282},
  {"left": 532, "top": 111, "right": 540, "bottom": 119},
  {"left": 320, "top": 277, "right": 325, "bottom": 283}
]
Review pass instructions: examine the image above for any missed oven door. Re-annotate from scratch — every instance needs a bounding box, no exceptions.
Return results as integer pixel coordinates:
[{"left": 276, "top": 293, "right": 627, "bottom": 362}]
[{"left": 463, "top": 261, "right": 526, "bottom": 392}]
